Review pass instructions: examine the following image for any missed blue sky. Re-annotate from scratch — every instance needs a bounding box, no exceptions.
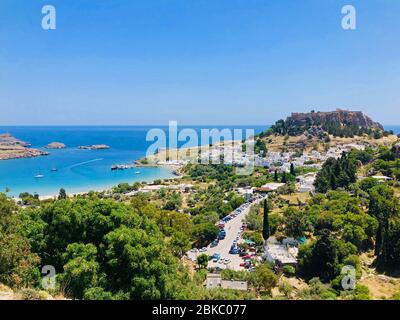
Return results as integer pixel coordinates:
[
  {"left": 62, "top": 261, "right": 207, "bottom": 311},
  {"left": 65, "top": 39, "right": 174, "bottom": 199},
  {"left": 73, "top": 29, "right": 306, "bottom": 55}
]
[{"left": 1, "top": 0, "right": 399, "bottom": 125}]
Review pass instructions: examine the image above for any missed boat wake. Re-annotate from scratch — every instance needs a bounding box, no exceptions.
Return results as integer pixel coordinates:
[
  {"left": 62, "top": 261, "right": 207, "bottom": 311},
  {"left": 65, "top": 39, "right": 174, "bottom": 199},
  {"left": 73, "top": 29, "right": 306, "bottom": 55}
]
[{"left": 69, "top": 158, "right": 104, "bottom": 169}]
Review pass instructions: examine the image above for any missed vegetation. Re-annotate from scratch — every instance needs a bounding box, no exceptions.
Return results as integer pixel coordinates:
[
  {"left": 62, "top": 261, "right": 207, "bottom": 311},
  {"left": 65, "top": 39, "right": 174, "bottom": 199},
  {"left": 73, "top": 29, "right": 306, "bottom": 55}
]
[
  {"left": 262, "top": 200, "right": 270, "bottom": 241},
  {"left": 268, "top": 111, "right": 386, "bottom": 139},
  {"left": 314, "top": 153, "right": 357, "bottom": 193},
  {"left": 1, "top": 135, "right": 400, "bottom": 300},
  {"left": 0, "top": 194, "right": 39, "bottom": 288},
  {"left": 368, "top": 185, "right": 400, "bottom": 269}
]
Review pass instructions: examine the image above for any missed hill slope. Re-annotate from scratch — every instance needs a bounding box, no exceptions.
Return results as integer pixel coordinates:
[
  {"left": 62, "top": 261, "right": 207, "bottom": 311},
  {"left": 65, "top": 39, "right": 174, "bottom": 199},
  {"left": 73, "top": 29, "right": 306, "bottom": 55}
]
[{"left": 269, "top": 109, "right": 384, "bottom": 138}]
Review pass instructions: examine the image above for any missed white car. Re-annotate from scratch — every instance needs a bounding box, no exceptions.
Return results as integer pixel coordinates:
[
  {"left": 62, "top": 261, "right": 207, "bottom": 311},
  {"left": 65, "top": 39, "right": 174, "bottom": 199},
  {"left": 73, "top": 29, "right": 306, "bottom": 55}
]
[{"left": 224, "top": 258, "right": 231, "bottom": 264}]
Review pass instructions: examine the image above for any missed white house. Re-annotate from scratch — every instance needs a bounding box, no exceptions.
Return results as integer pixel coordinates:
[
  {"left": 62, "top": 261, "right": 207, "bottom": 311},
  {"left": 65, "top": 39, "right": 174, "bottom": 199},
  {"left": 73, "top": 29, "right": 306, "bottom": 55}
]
[{"left": 264, "top": 243, "right": 298, "bottom": 267}]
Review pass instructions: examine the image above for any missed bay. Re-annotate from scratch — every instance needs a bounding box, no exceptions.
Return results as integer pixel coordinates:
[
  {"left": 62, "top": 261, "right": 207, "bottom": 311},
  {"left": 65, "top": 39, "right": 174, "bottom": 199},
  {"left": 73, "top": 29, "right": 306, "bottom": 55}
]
[{"left": 0, "top": 125, "right": 266, "bottom": 197}]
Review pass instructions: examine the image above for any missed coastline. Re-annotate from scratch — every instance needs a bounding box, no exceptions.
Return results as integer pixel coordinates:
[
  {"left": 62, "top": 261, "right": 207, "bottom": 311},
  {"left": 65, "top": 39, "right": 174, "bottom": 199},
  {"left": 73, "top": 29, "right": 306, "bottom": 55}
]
[
  {"left": 11, "top": 167, "right": 183, "bottom": 201},
  {"left": 2, "top": 125, "right": 399, "bottom": 200}
]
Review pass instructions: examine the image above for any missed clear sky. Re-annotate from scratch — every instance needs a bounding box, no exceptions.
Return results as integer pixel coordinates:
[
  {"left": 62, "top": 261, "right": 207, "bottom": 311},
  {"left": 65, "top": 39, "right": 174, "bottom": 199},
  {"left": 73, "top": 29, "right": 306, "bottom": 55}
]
[{"left": 1, "top": 0, "right": 399, "bottom": 125}]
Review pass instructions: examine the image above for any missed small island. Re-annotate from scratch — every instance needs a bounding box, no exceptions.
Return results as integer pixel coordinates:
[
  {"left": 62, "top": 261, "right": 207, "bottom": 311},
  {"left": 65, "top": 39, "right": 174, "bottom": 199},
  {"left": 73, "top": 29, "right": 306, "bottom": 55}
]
[
  {"left": 46, "top": 142, "right": 66, "bottom": 149},
  {"left": 0, "top": 133, "right": 49, "bottom": 160},
  {"left": 78, "top": 144, "right": 110, "bottom": 150}
]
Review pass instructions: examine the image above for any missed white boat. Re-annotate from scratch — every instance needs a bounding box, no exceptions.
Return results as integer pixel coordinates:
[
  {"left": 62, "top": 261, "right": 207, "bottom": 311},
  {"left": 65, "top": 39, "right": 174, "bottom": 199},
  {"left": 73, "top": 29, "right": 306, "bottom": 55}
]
[
  {"left": 135, "top": 171, "right": 141, "bottom": 174},
  {"left": 34, "top": 174, "right": 44, "bottom": 179}
]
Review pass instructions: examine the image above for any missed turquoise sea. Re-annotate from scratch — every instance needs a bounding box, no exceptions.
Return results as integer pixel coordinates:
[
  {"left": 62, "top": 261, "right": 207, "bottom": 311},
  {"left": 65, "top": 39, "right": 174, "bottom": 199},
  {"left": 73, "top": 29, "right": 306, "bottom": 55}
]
[{"left": 0, "top": 126, "right": 266, "bottom": 197}]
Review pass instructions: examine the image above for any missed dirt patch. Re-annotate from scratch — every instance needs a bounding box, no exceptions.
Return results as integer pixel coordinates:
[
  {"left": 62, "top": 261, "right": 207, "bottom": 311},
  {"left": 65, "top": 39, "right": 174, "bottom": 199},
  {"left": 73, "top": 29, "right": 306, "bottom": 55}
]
[
  {"left": 280, "top": 193, "right": 311, "bottom": 205},
  {"left": 0, "top": 284, "right": 14, "bottom": 300},
  {"left": 360, "top": 275, "right": 400, "bottom": 299},
  {"left": 358, "top": 252, "right": 400, "bottom": 299}
]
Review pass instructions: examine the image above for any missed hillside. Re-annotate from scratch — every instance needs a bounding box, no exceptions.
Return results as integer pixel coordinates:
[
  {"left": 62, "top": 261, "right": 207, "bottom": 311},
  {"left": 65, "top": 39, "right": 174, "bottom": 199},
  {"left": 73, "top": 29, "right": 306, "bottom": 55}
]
[
  {"left": 268, "top": 109, "right": 385, "bottom": 138},
  {"left": 0, "top": 133, "right": 48, "bottom": 160},
  {"left": 0, "top": 284, "right": 62, "bottom": 300}
]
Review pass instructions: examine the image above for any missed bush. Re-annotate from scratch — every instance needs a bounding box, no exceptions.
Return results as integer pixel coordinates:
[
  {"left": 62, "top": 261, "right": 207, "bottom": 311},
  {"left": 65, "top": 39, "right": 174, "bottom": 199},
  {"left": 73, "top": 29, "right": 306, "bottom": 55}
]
[
  {"left": 19, "top": 288, "right": 50, "bottom": 300},
  {"left": 282, "top": 265, "right": 296, "bottom": 276},
  {"left": 353, "top": 284, "right": 370, "bottom": 300}
]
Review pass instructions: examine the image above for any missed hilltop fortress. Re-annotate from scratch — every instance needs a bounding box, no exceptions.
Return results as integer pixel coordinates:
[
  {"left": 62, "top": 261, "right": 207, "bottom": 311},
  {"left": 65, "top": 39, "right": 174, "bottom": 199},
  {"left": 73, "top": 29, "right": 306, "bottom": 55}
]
[
  {"left": 289, "top": 109, "right": 384, "bottom": 131},
  {"left": 269, "top": 109, "right": 386, "bottom": 138}
]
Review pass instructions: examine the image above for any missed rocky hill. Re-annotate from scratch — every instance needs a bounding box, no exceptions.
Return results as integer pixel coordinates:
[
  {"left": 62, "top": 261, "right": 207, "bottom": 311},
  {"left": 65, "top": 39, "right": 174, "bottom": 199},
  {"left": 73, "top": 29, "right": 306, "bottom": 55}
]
[
  {"left": 0, "top": 133, "right": 31, "bottom": 147},
  {"left": 290, "top": 109, "right": 383, "bottom": 130},
  {"left": 270, "top": 109, "right": 385, "bottom": 138},
  {"left": 0, "top": 133, "right": 48, "bottom": 160},
  {"left": 46, "top": 142, "right": 66, "bottom": 149}
]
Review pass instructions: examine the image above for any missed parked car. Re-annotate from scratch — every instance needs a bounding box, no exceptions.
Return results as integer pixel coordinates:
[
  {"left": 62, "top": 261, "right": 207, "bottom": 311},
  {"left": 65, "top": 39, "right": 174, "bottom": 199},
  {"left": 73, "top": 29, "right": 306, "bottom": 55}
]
[
  {"left": 212, "top": 253, "right": 221, "bottom": 262},
  {"left": 210, "top": 240, "right": 219, "bottom": 248}
]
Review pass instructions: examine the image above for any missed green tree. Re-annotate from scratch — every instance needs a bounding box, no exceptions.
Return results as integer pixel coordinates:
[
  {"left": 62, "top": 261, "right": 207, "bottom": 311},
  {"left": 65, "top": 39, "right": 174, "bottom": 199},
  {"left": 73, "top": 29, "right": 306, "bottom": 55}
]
[
  {"left": 314, "top": 154, "right": 357, "bottom": 193},
  {"left": 298, "top": 229, "right": 339, "bottom": 282},
  {"left": 262, "top": 200, "right": 270, "bottom": 241},
  {"left": 290, "top": 163, "right": 295, "bottom": 176},
  {"left": 169, "top": 231, "right": 191, "bottom": 257},
  {"left": 283, "top": 207, "right": 312, "bottom": 238},
  {"left": 0, "top": 194, "right": 40, "bottom": 288},
  {"left": 60, "top": 243, "right": 102, "bottom": 298},
  {"left": 248, "top": 264, "right": 278, "bottom": 294},
  {"left": 83, "top": 287, "right": 116, "bottom": 300},
  {"left": 244, "top": 207, "right": 263, "bottom": 231},
  {"left": 191, "top": 223, "right": 219, "bottom": 247},
  {"left": 368, "top": 185, "right": 400, "bottom": 267},
  {"left": 58, "top": 188, "right": 67, "bottom": 200},
  {"left": 105, "top": 225, "right": 183, "bottom": 299},
  {"left": 197, "top": 254, "right": 209, "bottom": 269}
]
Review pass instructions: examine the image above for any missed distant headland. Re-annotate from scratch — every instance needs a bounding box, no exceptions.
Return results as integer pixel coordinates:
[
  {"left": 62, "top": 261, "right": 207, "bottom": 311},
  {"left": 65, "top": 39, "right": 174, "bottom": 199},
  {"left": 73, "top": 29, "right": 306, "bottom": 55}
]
[{"left": 0, "top": 134, "right": 48, "bottom": 160}]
